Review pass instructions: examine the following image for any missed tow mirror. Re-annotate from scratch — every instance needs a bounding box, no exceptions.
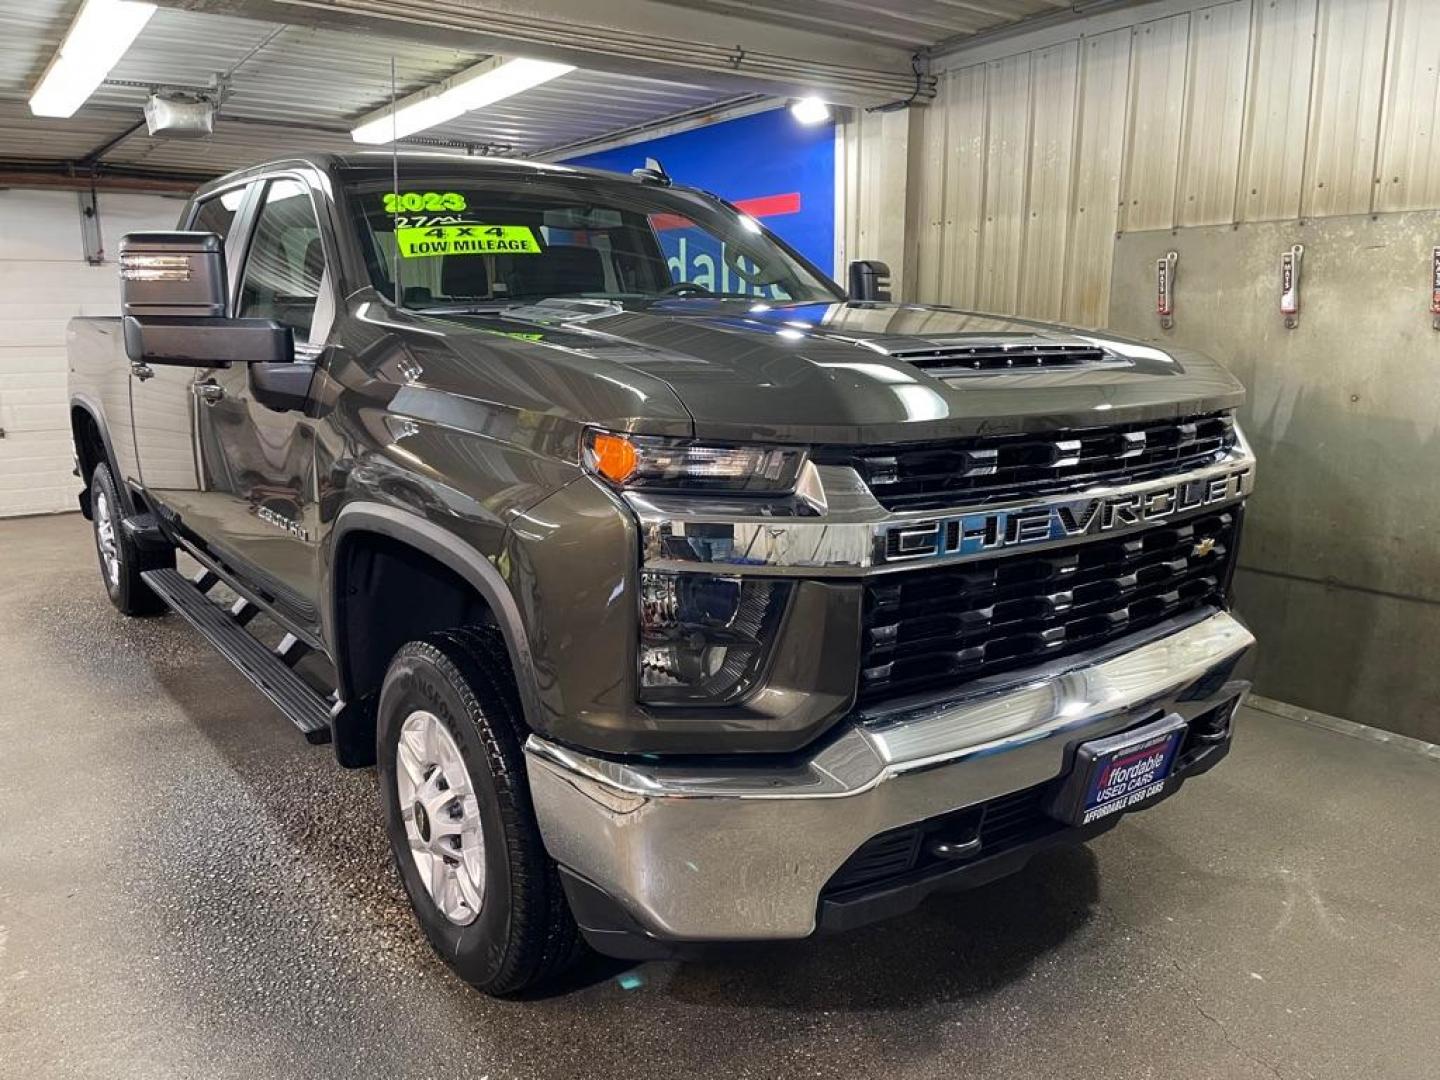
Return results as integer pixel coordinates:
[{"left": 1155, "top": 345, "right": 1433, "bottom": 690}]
[
  {"left": 847, "top": 260, "right": 892, "bottom": 303},
  {"left": 121, "top": 231, "right": 226, "bottom": 318},
  {"left": 119, "top": 231, "right": 293, "bottom": 367},
  {"left": 121, "top": 316, "right": 293, "bottom": 367}
]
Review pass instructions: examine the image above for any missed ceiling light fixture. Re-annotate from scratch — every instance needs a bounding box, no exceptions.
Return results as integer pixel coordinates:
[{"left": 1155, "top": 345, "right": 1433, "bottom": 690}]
[
  {"left": 29, "top": 0, "right": 157, "bottom": 118},
  {"left": 789, "top": 97, "right": 831, "bottom": 125},
  {"left": 351, "top": 56, "right": 575, "bottom": 144}
]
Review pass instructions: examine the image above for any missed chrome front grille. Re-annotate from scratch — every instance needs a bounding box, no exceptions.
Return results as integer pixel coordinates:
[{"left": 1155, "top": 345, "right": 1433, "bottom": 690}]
[
  {"left": 818, "top": 412, "right": 1237, "bottom": 513},
  {"left": 859, "top": 508, "right": 1241, "bottom": 704}
]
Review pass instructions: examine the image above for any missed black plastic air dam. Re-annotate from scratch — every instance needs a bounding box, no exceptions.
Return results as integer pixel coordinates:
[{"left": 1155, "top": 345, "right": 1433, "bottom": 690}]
[{"left": 816, "top": 736, "right": 1232, "bottom": 934}]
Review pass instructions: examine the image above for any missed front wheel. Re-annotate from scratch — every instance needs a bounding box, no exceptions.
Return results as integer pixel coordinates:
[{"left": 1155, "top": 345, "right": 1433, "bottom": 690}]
[
  {"left": 90, "top": 464, "right": 170, "bottom": 616},
  {"left": 376, "top": 628, "right": 580, "bottom": 996}
]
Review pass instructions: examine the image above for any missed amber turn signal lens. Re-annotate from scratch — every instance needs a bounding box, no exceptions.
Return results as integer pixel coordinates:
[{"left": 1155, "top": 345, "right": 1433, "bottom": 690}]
[{"left": 588, "top": 432, "right": 639, "bottom": 484}]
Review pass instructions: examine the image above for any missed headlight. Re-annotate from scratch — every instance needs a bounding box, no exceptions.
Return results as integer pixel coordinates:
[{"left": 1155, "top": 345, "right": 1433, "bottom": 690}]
[
  {"left": 638, "top": 571, "right": 791, "bottom": 704},
  {"left": 584, "top": 430, "right": 807, "bottom": 494}
]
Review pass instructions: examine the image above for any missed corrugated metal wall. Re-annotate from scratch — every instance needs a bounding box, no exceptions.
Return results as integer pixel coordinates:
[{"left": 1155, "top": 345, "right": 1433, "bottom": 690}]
[
  {"left": 1107, "top": 212, "right": 1440, "bottom": 741},
  {"left": 834, "top": 106, "right": 914, "bottom": 292},
  {"left": 866, "top": 0, "right": 1440, "bottom": 327}
]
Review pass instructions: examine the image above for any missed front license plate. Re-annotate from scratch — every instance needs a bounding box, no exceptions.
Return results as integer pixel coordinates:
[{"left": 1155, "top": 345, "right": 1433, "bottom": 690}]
[{"left": 1058, "top": 713, "right": 1188, "bottom": 826}]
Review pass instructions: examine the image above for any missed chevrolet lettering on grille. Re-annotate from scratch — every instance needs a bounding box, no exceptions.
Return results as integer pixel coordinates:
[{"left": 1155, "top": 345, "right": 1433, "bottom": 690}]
[{"left": 882, "top": 464, "right": 1253, "bottom": 563}]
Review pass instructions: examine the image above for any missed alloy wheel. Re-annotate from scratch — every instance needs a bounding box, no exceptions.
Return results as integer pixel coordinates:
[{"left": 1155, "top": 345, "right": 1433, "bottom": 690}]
[
  {"left": 94, "top": 489, "right": 120, "bottom": 589},
  {"left": 395, "top": 709, "right": 487, "bottom": 925}
]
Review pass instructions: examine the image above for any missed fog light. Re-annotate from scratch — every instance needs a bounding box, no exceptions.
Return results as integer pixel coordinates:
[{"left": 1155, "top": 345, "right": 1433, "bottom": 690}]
[{"left": 638, "top": 571, "right": 790, "bottom": 704}]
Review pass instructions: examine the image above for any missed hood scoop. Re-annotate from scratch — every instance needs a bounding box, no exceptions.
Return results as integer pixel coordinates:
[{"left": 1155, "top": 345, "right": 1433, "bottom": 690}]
[
  {"left": 869, "top": 334, "right": 1132, "bottom": 377},
  {"left": 502, "top": 297, "right": 623, "bottom": 327}
]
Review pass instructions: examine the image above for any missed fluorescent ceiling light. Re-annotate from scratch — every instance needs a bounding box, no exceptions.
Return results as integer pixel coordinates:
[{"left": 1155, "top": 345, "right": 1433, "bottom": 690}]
[
  {"left": 352, "top": 57, "right": 575, "bottom": 144},
  {"left": 789, "top": 97, "right": 831, "bottom": 125},
  {"left": 29, "top": 0, "right": 157, "bottom": 118}
]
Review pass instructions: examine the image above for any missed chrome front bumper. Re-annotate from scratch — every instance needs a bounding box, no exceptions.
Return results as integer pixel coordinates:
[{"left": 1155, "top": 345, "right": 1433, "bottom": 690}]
[{"left": 524, "top": 607, "right": 1255, "bottom": 943}]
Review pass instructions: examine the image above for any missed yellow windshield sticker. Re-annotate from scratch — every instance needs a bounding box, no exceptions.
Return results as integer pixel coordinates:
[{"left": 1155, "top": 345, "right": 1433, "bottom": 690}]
[
  {"left": 396, "top": 224, "right": 541, "bottom": 259},
  {"left": 384, "top": 191, "right": 467, "bottom": 214}
]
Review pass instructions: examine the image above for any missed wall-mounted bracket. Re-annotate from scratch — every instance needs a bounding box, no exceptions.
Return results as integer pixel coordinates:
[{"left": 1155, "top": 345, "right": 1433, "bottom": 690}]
[
  {"left": 1430, "top": 247, "right": 1440, "bottom": 331},
  {"left": 1280, "top": 244, "right": 1303, "bottom": 329},
  {"left": 1156, "top": 250, "right": 1177, "bottom": 330},
  {"left": 77, "top": 187, "right": 104, "bottom": 266}
]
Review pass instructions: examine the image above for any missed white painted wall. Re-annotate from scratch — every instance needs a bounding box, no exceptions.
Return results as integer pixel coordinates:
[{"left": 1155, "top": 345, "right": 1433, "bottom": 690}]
[{"left": 0, "top": 189, "right": 184, "bottom": 517}]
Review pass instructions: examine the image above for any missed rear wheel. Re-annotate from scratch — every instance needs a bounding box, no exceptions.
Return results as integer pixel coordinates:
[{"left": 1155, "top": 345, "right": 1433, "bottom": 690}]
[
  {"left": 377, "top": 628, "right": 581, "bottom": 996},
  {"left": 90, "top": 464, "right": 170, "bottom": 616}
]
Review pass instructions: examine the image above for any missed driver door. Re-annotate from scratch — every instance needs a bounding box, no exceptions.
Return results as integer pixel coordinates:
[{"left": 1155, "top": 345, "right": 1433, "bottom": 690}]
[{"left": 188, "top": 174, "right": 334, "bottom": 633}]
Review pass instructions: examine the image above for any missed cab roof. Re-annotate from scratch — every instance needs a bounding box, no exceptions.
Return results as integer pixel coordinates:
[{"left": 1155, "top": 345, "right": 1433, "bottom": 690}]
[{"left": 192, "top": 151, "right": 650, "bottom": 201}]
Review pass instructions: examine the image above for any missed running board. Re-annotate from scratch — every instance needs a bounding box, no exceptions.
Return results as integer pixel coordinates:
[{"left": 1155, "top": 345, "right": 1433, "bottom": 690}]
[{"left": 141, "top": 567, "right": 332, "bottom": 744}]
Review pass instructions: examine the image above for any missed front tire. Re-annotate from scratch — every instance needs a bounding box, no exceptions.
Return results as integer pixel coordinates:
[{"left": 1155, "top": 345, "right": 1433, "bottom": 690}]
[
  {"left": 376, "top": 628, "right": 580, "bottom": 996},
  {"left": 90, "top": 464, "right": 170, "bottom": 617}
]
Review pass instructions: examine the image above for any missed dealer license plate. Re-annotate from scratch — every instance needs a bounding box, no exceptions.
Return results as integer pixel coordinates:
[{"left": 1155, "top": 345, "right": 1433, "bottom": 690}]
[{"left": 1061, "top": 713, "right": 1188, "bottom": 826}]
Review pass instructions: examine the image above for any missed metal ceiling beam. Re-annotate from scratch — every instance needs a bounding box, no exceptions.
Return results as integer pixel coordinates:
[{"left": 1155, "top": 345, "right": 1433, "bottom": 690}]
[
  {"left": 0, "top": 167, "right": 203, "bottom": 193},
  {"left": 155, "top": 0, "right": 934, "bottom": 107},
  {"left": 535, "top": 93, "right": 774, "bottom": 161},
  {"left": 928, "top": 0, "right": 1156, "bottom": 64}
]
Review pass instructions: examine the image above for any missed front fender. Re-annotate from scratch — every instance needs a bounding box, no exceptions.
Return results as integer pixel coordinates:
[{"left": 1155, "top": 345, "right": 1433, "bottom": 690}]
[{"left": 328, "top": 501, "right": 546, "bottom": 732}]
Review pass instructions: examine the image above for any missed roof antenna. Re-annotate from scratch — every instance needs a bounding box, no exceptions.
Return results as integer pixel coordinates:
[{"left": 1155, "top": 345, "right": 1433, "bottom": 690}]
[
  {"left": 390, "top": 53, "right": 401, "bottom": 306},
  {"left": 631, "top": 156, "right": 672, "bottom": 186}
]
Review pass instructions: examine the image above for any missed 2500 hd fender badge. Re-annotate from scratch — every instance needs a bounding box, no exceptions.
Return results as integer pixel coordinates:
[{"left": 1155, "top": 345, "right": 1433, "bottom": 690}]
[{"left": 881, "top": 465, "right": 1253, "bottom": 563}]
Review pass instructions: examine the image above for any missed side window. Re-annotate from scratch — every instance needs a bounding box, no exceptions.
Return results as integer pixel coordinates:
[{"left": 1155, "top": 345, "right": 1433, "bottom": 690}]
[{"left": 237, "top": 179, "right": 327, "bottom": 343}]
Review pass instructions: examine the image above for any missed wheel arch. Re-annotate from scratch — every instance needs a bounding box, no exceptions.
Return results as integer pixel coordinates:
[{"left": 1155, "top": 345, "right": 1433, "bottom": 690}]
[
  {"left": 327, "top": 502, "right": 542, "bottom": 765},
  {"left": 69, "top": 396, "right": 133, "bottom": 518}
]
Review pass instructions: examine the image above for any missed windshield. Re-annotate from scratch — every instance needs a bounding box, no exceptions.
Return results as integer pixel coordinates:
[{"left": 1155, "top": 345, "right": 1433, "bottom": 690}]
[{"left": 342, "top": 167, "right": 843, "bottom": 311}]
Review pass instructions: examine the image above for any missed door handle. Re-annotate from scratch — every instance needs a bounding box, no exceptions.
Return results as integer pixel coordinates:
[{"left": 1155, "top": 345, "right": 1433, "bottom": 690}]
[
  {"left": 194, "top": 380, "right": 225, "bottom": 404},
  {"left": 130, "top": 361, "right": 154, "bottom": 382}
]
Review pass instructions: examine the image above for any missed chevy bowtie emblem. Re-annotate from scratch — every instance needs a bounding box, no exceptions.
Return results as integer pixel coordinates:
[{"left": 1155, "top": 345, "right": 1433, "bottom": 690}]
[{"left": 1192, "top": 537, "right": 1217, "bottom": 557}]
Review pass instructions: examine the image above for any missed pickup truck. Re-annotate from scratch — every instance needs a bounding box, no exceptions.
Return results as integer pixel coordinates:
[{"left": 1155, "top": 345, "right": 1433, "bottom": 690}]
[{"left": 68, "top": 151, "right": 1256, "bottom": 996}]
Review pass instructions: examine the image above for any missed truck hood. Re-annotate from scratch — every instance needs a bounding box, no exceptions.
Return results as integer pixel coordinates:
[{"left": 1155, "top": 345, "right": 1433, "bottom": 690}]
[{"left": 414, "top": 298, "right": 1245, "bottom": 444}]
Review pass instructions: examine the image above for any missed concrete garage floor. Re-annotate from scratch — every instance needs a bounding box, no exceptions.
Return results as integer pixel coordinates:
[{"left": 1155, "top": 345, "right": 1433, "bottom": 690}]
[{"left": 2, "top": 514, "right": 1438, "bottom": 1080}]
